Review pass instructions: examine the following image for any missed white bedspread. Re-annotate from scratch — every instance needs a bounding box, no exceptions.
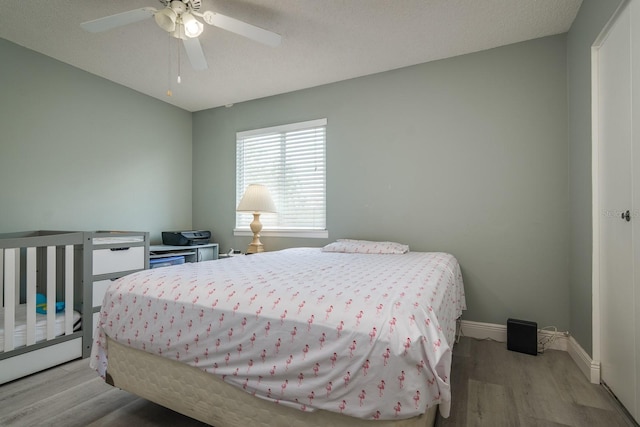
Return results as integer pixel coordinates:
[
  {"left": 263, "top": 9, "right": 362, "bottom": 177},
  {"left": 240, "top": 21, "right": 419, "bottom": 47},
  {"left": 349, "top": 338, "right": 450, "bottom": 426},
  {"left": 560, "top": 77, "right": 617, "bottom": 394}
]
[{"left": 91, "top": 248, "right": 465, "bottom": 420}]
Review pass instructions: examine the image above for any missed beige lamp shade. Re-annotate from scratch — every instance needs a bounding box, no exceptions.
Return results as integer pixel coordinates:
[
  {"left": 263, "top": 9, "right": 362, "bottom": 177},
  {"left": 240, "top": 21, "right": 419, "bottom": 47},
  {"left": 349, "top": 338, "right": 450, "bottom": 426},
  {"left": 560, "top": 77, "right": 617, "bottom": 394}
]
[
  {"left": 237, "top": 184, "right": 277, "bottom": 213},
  {"left": 237, "top": 184, "right": 276, "bottom": 254}
]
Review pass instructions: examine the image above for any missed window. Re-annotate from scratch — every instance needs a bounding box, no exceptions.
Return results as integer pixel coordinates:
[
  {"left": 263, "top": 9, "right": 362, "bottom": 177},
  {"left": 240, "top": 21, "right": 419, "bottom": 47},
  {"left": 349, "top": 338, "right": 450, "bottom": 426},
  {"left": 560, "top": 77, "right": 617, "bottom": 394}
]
[{"left": 235, "top": 118, "right": 327, "bottom": 238}]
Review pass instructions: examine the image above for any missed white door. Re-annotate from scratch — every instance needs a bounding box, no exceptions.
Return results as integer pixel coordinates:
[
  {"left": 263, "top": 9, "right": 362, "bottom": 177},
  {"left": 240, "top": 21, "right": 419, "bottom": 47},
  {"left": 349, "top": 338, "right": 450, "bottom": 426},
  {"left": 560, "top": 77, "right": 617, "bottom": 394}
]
[{"left": 597, "top": 1, "right": 638, "bottom": 421}]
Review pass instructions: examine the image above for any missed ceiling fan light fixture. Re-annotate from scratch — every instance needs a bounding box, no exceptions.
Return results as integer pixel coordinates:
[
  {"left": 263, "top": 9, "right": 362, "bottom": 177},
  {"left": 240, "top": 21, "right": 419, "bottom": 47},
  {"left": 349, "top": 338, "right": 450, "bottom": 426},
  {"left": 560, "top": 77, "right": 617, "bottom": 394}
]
[
  {"left": 182, "top": 12, "right": 203, "bottom": 38},
  {"left": 155, "top": 8, "right": 177, "bottom": 32},
  {"left": 80, "top": 2, "right": 281, "bottom": 73}
]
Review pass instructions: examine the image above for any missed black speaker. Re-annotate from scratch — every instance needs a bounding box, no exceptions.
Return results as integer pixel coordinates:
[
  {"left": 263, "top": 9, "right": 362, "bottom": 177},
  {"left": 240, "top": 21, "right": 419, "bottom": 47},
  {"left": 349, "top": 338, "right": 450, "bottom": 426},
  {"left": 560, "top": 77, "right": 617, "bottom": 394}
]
[{"left": 507, "top": 318, "right": 537, "bottom": 356}]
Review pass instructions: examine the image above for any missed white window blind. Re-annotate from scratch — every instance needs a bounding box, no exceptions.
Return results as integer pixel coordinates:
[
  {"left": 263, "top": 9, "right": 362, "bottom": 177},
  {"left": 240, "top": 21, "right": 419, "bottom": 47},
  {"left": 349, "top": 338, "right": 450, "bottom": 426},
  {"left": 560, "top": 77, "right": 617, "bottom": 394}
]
[{"left": 236, "top": 119, "right": 327, "bottom": 234}]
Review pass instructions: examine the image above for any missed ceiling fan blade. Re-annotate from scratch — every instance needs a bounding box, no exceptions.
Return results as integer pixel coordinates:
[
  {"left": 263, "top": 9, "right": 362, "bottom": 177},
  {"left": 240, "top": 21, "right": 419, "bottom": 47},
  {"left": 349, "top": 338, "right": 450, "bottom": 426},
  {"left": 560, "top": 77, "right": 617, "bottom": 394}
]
[
  {"left": 183, "top": 38, "right": 208, "bottom": 70},
  {"left": 81, "top": 8, "right": 156, "bottom": 33},
  {"left": 202, "top": 11, "right": 281, "bottom": 47}
]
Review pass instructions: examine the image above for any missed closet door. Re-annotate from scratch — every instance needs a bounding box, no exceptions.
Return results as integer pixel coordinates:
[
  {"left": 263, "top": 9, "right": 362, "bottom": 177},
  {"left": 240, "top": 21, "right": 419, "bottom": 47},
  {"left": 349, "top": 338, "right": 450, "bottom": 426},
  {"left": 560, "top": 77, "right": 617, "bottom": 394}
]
[
  {"left": 597, "top": 1, "right": 637, "bottom": 421},
  {"left": 631, "top": 1, "right": 640, "bottom": 417}
]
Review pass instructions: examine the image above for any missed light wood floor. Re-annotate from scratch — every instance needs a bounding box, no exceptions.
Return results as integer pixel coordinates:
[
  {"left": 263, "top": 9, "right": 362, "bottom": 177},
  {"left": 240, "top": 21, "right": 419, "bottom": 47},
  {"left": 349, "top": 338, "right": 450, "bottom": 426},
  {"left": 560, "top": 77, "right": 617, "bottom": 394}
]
[
  {"left": 437, "top": 337, "right": 637, "bottom": 427},
  {"left": 0, "top": 337, "right": 636, "bottom": 426}
]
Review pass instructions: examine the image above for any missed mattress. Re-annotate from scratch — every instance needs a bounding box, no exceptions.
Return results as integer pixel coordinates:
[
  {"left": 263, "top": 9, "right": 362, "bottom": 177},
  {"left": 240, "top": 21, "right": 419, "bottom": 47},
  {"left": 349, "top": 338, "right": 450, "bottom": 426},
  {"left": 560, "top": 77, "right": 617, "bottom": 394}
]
[
  {"left": 0, "top": 304, "right": 81, "bottom": 350},
  {"left": 92, "top": 248, "right": 465, "bottom": 421},
  {"left": 106, "top": 336, "right": 437, "bottom": 427}
]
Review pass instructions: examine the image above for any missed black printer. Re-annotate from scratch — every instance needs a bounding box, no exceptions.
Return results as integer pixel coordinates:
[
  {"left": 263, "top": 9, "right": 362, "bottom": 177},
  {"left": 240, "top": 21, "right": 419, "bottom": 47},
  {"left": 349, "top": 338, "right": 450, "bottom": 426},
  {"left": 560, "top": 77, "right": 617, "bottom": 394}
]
[{"left": 162, "top": 230, "right": 211, "bottom": 246}]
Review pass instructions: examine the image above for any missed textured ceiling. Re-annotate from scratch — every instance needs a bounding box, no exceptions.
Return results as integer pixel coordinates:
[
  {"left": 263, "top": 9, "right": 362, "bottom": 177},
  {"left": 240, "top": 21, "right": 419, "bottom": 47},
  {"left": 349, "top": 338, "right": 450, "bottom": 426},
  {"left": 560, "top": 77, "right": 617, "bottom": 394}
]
[{"left": 0, "top": 0, "right": 582, "bottom": 112}]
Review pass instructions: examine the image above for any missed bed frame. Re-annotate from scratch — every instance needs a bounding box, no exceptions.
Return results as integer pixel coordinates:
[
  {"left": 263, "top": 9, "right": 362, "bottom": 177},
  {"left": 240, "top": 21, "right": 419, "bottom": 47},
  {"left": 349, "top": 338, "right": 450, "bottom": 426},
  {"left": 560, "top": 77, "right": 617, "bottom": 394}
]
[
  {"left": 0, "top": 230, "right": 87, "bottom": 384},
  {"left": 105, "top": 337, "right": 438, "bottom": 427}
]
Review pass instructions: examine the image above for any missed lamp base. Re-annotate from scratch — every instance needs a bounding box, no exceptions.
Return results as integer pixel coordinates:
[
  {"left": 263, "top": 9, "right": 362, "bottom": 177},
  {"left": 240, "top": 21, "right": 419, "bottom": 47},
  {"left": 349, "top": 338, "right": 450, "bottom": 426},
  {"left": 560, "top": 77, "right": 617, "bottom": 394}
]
[
  {"left": 246, "top": 212, "right": 265, "bottom": 254},
  {"left": 246, "top": 242, "right": 265, "bottom": 254}
]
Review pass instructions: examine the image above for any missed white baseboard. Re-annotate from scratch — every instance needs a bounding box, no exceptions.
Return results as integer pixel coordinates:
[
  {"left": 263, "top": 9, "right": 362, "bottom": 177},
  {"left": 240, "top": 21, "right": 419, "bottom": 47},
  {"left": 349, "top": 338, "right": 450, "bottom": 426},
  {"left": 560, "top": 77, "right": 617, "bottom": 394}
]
[
  {"left": 460, "top": 320, "right": 509, "bottom": 343},
  {"left": 567, "top": 335, "right": 601, "bottom": 384},
  {"left": 459, "top": 320, "right": 599, "bottom": 384}
]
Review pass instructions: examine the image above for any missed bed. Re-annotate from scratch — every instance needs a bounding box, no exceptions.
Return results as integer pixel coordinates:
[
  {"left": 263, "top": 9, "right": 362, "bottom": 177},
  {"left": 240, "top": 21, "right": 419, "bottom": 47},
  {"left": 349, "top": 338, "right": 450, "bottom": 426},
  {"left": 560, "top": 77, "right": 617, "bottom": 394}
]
[
  {"left": 91, "top": 241, "right": 466, "bottom": 426},
  {"left": 0, "top": 230, "right": 85, "bottom": 384}
]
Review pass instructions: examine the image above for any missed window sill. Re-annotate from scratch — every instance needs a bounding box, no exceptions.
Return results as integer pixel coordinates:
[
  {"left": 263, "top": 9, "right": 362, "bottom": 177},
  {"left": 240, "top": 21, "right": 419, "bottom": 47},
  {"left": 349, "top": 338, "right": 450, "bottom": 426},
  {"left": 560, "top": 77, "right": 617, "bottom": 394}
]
[{"left": 233, "top": 229, "right": 328, "bottom": 239}]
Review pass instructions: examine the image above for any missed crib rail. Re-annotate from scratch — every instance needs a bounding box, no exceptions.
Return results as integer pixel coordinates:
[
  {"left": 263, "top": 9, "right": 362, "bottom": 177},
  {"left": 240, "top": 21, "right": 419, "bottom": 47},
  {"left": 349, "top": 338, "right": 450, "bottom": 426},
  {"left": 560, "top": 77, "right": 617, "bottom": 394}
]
[{"left": 0, "top": 231, "right": 84, "bottom": 353}]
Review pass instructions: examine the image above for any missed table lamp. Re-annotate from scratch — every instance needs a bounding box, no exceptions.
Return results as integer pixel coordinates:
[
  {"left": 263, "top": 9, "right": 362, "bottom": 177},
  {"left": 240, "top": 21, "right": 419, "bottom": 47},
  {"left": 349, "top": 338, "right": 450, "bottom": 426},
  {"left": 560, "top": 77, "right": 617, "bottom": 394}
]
[{"left": 236, "top": 184, "right": 277, "bottom": 253}]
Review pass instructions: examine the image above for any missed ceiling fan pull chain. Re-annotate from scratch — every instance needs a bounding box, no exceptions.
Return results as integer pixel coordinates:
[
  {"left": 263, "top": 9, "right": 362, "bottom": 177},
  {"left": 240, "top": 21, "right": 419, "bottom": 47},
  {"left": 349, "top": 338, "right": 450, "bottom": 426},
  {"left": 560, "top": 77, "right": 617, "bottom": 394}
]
[
  {"left": 177, "top": 37, "right": 182, "bottom": 84},
  {"left": 166, "top": 33, "right": 173, "bottom": 96}
]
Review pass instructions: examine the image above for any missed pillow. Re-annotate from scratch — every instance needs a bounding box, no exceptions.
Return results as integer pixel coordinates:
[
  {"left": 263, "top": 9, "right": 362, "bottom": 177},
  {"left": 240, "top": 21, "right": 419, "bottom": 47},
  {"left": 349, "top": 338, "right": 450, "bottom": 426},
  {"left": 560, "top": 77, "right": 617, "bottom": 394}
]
[{"left": 322, "top": 239, "right": 409, "bottom": 254}]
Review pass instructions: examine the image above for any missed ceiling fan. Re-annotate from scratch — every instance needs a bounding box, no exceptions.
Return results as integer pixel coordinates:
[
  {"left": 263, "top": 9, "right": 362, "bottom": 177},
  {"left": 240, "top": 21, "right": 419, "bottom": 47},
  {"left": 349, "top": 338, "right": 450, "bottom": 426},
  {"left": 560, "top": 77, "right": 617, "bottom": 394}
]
[{"left": 80, "top": 0, "right": 282, "bottom": 71}]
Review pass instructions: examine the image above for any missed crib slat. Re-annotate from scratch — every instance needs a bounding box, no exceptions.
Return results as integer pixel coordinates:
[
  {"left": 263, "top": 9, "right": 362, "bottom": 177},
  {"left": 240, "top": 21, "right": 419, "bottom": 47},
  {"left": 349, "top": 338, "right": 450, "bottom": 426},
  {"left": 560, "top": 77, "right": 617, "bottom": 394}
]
[
  {"left": 26, "top": 247, "right": 37, "bottom": 346},
  {"left": 13, "top": 248, "right": 19, "bottom": 306},
  {"left": 46, "top": 246, "right": 56, "bottom": 340},
  {"left": 0, "top": 248, "right": 3, "bottom": 308},
  {"left": 64, "top": 245, "right": 74, "bottom": 335},
  {"left": 3, "top": 248, "right": 17, "bottom": 352}
]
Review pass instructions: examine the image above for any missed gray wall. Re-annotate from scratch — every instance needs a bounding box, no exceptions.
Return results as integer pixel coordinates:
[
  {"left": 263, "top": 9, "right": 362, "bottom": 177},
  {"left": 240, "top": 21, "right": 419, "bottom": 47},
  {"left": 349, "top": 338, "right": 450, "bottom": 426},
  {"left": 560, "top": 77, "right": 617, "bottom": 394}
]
[
  {"left": 1, "top": 26, "right": 585, "bottom": 334},
  {"left": 194, "top": 35, "right": 570, "bottom": 329},
  {"left": 567, "top": 0, "right": 624, "bottom": 356},
  {"left": 0, "top": 38, "right": 193, "bottom": 243}
]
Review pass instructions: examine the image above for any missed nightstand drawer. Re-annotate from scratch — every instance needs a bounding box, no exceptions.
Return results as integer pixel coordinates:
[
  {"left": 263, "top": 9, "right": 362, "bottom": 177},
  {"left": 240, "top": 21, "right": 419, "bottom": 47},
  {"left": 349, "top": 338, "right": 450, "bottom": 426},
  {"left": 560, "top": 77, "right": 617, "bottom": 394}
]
[{"left": 93, "top": 246, "right": 145, "bottom": 275}]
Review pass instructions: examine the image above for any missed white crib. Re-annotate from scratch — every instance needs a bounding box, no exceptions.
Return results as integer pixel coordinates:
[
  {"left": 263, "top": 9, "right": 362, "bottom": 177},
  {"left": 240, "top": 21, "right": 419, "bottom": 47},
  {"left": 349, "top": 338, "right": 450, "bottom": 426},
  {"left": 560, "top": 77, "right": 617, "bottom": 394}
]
[{"left": 0, "top": 231, "right": 86, "bottom": 384}]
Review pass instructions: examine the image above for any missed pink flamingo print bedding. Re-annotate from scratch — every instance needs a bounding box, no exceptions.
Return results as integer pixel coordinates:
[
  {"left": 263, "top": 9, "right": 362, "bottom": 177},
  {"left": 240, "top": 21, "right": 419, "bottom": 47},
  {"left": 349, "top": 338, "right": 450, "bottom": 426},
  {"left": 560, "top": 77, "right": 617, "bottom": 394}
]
[{"left": 91, "top": 247, "right": 465, "bottom": 420}]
